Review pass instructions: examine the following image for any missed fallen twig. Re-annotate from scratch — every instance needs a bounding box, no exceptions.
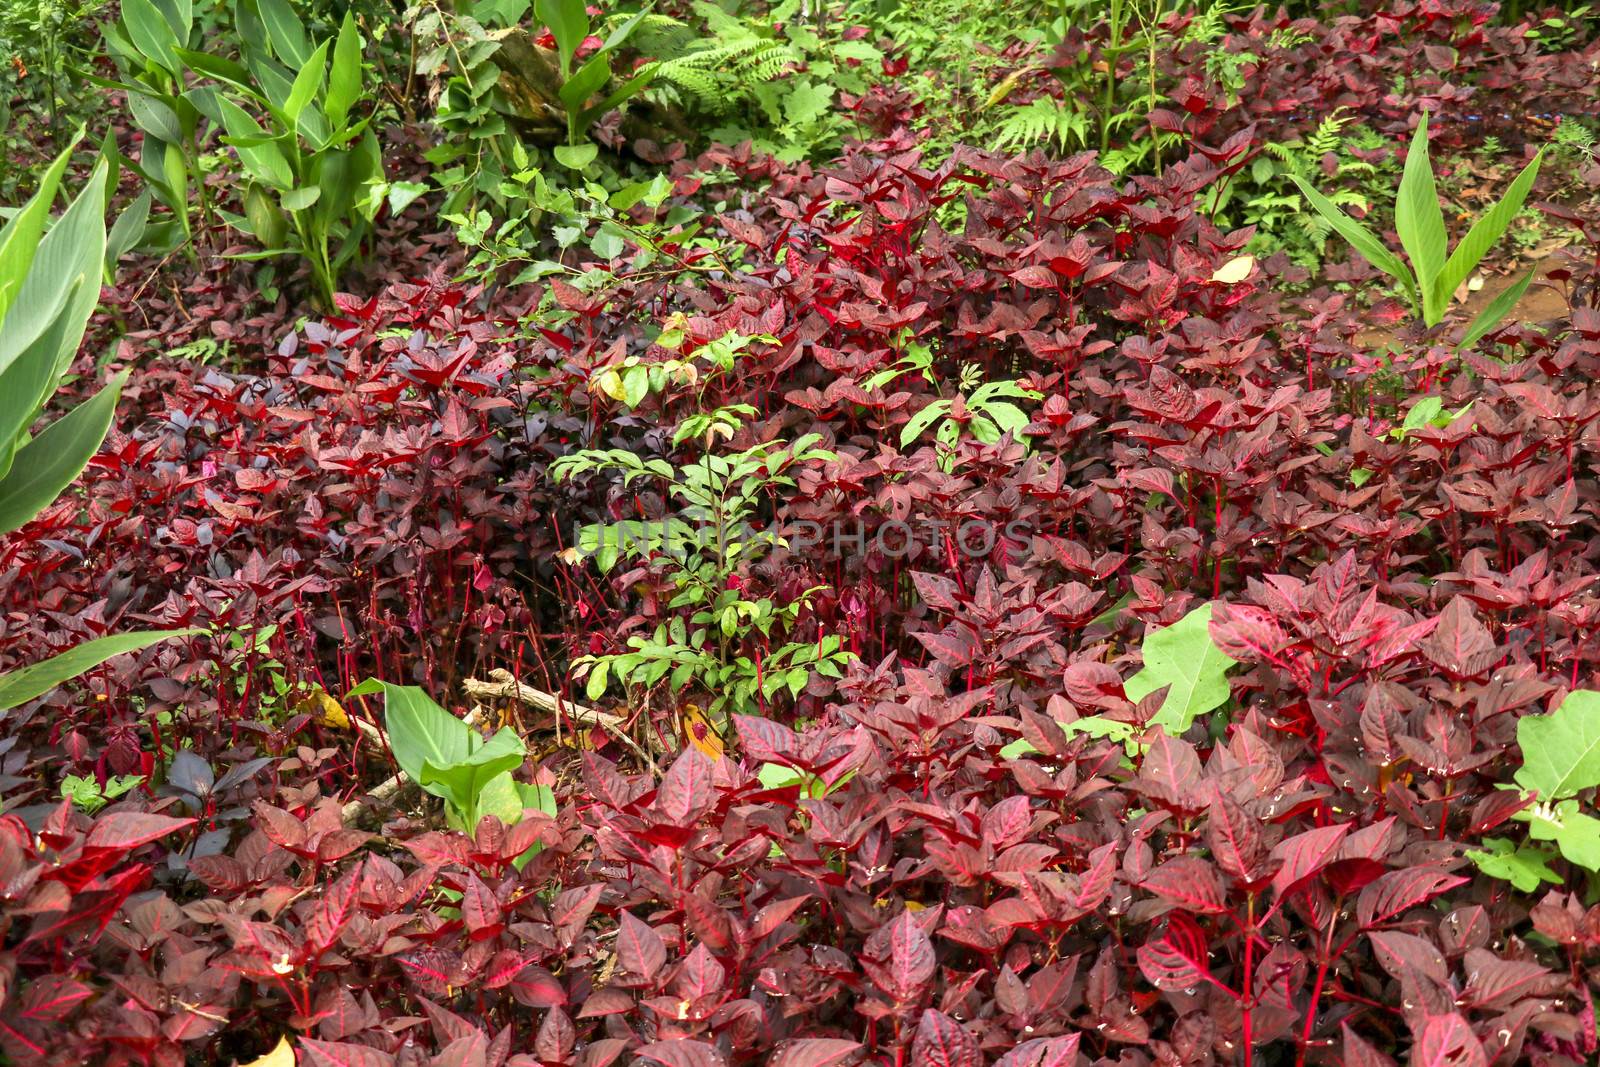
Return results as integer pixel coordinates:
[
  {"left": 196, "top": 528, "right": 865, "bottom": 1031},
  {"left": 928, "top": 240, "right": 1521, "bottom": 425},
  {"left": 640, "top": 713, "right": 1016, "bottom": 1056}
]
[{"left": 464, "top": 669, "right": 658, "bottom": 771}]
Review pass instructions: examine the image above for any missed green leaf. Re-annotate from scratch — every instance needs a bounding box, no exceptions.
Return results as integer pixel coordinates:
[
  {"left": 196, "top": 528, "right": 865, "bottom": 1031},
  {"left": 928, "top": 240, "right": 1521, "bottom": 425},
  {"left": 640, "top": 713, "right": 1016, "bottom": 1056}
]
[
  {"left": 1394, "top": 115, "right": 1449, "bottom": 324},
  {"left": 0, "top": 628, "right": 200, "bottom": 711},
  {"left": 217, "top": 98, "right": 294, "bottom": 188},
  {"left": 1288, "top": 174, "right": 1417, "bottom": 311},
  {"left": 324, "top": 12, "right": 362, "bottom": 129},
  {"left": 1123, "top": 603, "right": 1239, "bottom": 735},
  {"left": 282, "top": 39, "right": 329, "bottom": 124},
  {"left": 1514, "top": 689, "right": 1600, "bottom": 801},
  {"left": 1523, "top": 798, "right": 1600, "bottom": 871},
  {"left": 1466, "top": 837, "right": 1562, "bottom": 893},
  {"left": 351, "top": 680, "right": 471, "bottom": 799},
  {"left": 559, "top": 52, "right": 612, "bottom": 111},
  {"left": 421, "top": 727, "right": 526, "bottom": 817},
  {"left": 553, "top": 142, "right": 598, "bottom": 170},
  {"left": 535, "top": 0, "right": 588, "bottom": 73},
  {"left": 900, "top": 398, "right": 950, "bottom": 447},
  {"left": 0, "top": 136, "right": 75, "bottom": 322},
  {"left": 1438, "top": 149, "right": 1543, "bottom": 309},
  {"left": 122, "top": 0, "right": 182, "bottom": 70},
  {"left": 281, "top": 186, "right": 321, "bottom": 211},
  {"left": 1000, "top": 715, "right": 1138, "bottom": 759},
  {"left": 0, "top": 372, "right": 127, "bottom": 534},
  {"left": 257, "top": 0, "right": 311, "bottom": 68},
  {"left": 1456, "top": 267, "right": 1537, "bottom": 350}
]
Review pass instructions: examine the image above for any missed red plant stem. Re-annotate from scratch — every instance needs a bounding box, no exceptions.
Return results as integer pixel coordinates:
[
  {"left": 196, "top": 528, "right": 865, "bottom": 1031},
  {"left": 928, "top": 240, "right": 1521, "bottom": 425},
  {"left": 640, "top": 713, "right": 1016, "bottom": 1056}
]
[
  {"left": 1296, "top": 900, "right": 1343, "bottom": 1067},
  {"left": 1242, "top": 893, "right": 1256, "bottom": 1067}
]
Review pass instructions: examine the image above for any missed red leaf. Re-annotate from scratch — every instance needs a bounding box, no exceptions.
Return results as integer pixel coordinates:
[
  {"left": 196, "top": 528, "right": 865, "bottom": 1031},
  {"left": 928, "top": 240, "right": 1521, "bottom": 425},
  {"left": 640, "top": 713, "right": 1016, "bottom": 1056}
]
[
  {"left": 911, "top": 1008, "right": 982, "bottom": 1067},
  {"left": 636, "top": 1039, "right": 728, "bottom": 1067},
  {"left": 1137, "top": 913, "right": 1222, "bottom": 994},
  {"left": 655, "top": 748, "right": 714, "bottom": 826},
  {"left": 1409, "top": 1013, "right": 1487, "bottom": 1067},
  {"left": 84, "top": 812, "right": 196, "bottom": 852},
  {"left": 1357, "top": 868, "right": 1469, "bottom": 929},
  {"left": 617, "top": 910, "right": 667, "bottom": 980},
  {"left": 1270, "top": 823, "right": 1350, "bottom": 898},
  {"left": 1142, "top": 856, "right": 1226, "bottom": 914},
  {"left": 460, "top": 873, "right": 501, "bottom": 937},
  {"left": 305, "top": 860, "right": 363, "bottom": 951},
  {"left": 767, "top": 1039, "right": 864, "bottom": 1067},
  {"left": 299, "top": 1038, "right": 396, "bottom": 1067}
]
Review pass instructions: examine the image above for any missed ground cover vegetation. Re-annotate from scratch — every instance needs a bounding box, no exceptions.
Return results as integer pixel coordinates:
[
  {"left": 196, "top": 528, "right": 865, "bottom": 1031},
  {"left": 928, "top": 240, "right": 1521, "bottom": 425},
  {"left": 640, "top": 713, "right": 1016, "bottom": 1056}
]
[{"left": 4, "top": 0, "right": 1600, "bottom": 1065}]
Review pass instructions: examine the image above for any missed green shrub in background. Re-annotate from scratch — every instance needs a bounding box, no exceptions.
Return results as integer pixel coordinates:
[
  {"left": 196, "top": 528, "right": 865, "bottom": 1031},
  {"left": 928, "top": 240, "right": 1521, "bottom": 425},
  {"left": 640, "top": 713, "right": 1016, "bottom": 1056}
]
[{"left": 185, "top": 0, "right": 385, "bottom": 308}]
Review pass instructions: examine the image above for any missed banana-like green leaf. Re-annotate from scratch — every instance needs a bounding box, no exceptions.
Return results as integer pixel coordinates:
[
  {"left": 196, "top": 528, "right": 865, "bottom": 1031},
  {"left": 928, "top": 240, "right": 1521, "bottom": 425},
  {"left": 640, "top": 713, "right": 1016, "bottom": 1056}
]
[
  {"left": 257, "top": 0, "right": 311, "bottom": 68},
  {"left": 0, "top": 628, "right": 202, "bottom": 711},
  {"left": 0, "top": 136, "right": 75, "bottom": 321},
  {"left": 1394, "top": 114, "right": 1449, "bottom": 325},
  {"left": 324, "top": 13, "right": 362, "bottom": 130},
  {"left": 0, "top": 162, "right": 108, "bottom": 450},
  {"left": 1456, "top": 268, "right": 1538, "bottom": 350},
  {"left": 122, "top": 0, "right": 182, "bottom": 70},
  {"left": 217, "top": 97, "right": 295, "bottom": 188},
  {"left": 535, "top": 0, "right": 589, "bottom": 74},
  {"left": 283, "top": 40, "right": 329, "bottom": 124},
  {"left": 0, "top": 370, "right": 129, "bottom": 534},
  {"left": 1437, "top": 149, "right": 1544, "bottom": 308},
  {"left": 1288, "top": 174, "right": 1417, "bottom": 311}
]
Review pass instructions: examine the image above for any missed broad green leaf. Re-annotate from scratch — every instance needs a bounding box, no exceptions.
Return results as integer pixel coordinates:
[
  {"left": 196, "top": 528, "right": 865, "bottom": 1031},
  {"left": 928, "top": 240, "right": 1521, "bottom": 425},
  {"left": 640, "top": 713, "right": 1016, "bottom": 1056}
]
[
  {"left": 0, "top": 370, "right": 127, "bottom": 534},
  {"left": 535, "top": 0, "right": 588, "bottom": 73},
  {"left": 1288, "top": 175, "right": 1417, "bottom": 311},
  {"left": 0, "top": 628, "right": 201, "bottom": 711},
  {"left": 217, "top": 98, "right": 294, "bottom": 188},
  {"left": 324, "top": 13, "right": 362, "bottom": 129},
  {"left": 1438, "top": 149, "right": 1543, "bottom": 309},
  {"left": 553, "top": 142, "right": 598, "bottom": 170},
  {"left": 1523, "top": 798, "right": 1600, "bottom": 871},
  {"left": 122, "top": 0, "right": 182, "bottom": 69},
  {"left": 282, "top": 40, "right": 329, "bottom": 124},
  {"left": 150, "top": 0, "right": 191, "bottom": 38},
  {"left": 1123, "top": 603, "right": 1239, "bottom": 735},
  {"left": 421, "top": 727, "right": 526, "bottom": 816},
  {"left": 127, "top": 91, "right": 183, "bottom": 145},
  {"left": 174, "top": 48, "right": 262, "bottom": 98},
  {"left": 1514, "top": 689, "right": 1600, "bottom": 800},
  {"left": 559, "top": 52, "right": 612, "bottom": 111},
  {"left": 900, "top": 398, "right": 951, "bottom": 447},
  {"left": 1466, "top": 837, "right": 1561, "bottom": 892},
  {"left": 584, "top": 66, "right": 656, "bottom": 126},
  {"left": 107, "top": 190, "right": 153, "bottom": 266},
  {"left": 1456, "top": 267, "right": 1537, "bottom": 350},
  {"left": 257, "top": 0, "right": 311, "bottom": 68},
  {"left": 350, "top": 679, "right": 471, "bottom": 798},
  {"left": 1395, "top": 115, "right": 1449, "bottom": 324},
  {"left": 281, "top": 186, "right": 321, "bottom": 211},
  {"left": 0, "top": 136, "right": 74, "bottom": 320}
]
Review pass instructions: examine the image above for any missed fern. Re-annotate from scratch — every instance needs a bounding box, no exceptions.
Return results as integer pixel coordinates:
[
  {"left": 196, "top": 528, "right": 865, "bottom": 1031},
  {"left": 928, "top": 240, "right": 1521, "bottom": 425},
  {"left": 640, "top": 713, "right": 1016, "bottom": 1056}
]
[
  {"left": 652, "top": 38, "right": 796, "bottom": 111},
  {"left": 993, "top": 96, "right": 1089, "bottom": 154},
  {"left": 640, "top": 0, "right": 799, "bottom": 116}
]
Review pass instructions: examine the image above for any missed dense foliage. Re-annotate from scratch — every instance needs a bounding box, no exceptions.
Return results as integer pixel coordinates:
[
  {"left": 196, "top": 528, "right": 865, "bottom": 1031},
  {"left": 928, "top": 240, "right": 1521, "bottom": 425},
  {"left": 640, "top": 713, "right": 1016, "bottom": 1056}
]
[{"left": 4, "top": 1, "right": 1600, "bottom": 1066}]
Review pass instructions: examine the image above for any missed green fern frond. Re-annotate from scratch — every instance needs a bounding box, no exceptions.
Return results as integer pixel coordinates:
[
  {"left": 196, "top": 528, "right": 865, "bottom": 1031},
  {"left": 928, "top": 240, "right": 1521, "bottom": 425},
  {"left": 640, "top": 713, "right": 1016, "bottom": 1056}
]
[{"left": 994, "top": 97, "right": 1088, "bottom": 153}]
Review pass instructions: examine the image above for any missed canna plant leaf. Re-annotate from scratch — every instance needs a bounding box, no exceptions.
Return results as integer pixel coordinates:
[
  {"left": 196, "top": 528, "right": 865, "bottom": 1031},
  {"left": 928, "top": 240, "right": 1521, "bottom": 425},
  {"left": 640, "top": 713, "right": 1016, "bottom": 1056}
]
[{"left": 1394, "top": 114, "right": 1449, "bottom": 325}]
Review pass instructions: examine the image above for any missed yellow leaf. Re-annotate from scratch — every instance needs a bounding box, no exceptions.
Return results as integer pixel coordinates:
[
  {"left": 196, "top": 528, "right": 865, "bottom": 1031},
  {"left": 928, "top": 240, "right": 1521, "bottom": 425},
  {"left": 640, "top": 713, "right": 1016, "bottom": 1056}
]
[
  {"left": 241, "top": 1036, "right": 295, "bottom": 1067},
  {"left": 593, "top": 368, "right": 624, "bottom": 401},
  {"left": 680, "top": 703, "right": 725, "bottom": 761},
  {"left": 294, "top": 687, "right": 350, "bottom": 729},
  {"left": 314, "top": 689, "right": 350, "bottom": 729},
  {"left": 1209, "top": 255, "right": 1256, "bottom": 284},
  {"left": 984, "top": 67, "right": 1035, "bottom": 109}
]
